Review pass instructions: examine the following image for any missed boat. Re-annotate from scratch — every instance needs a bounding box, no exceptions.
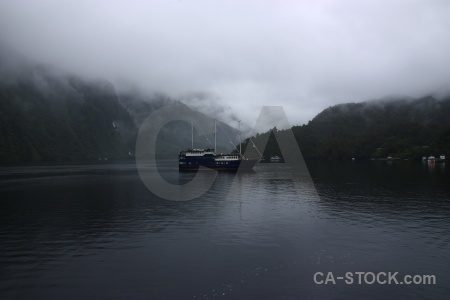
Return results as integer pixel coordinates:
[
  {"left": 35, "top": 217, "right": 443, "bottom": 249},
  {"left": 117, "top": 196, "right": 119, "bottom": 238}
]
[
  {"left": 179, "top": 149, "right": 259, "bottom": 171},
  {"left": 178, "top": 120, "right": 259, "bottom": 171},
  {"left": 436, "top": 155, "right": 446, "bottom": 163},
  {"left": 270, "top": 156, "right": 282, "bottom": 162}
]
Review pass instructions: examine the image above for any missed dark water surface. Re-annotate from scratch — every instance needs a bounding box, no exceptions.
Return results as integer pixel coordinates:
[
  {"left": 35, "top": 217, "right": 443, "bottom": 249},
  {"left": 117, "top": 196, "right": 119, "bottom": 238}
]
[{"left": 0, "top": 160, "right": 449, "bottom": 299}]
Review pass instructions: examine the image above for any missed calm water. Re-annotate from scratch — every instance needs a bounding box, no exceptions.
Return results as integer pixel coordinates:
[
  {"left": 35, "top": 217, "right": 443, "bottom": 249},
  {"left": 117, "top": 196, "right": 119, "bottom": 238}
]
[{"left": 0, "top": 160, "right": 449, "bottom": 299}]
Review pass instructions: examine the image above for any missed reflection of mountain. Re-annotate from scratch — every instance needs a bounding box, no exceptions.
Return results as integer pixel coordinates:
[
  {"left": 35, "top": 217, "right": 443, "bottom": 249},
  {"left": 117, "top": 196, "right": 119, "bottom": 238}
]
[
  {"left": 241, "top": 96, "right": 450, "bottom": 160},
  {"left": 0, "top": 47, "right": 237, "bottom": 163}
]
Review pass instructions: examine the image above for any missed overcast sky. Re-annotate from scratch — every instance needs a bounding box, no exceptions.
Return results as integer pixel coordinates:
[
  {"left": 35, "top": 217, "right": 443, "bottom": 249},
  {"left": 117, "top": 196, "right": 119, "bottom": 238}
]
[{"left": 1, "top": 0, "right": 449, "bottom": 128}]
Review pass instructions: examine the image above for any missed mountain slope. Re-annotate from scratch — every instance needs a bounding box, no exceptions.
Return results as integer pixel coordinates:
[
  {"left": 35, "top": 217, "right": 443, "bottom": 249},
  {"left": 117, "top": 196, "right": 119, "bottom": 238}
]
[
  {"left": 117, "top": 86, "right": 241, "bottom": 156},
  {"left": 0, "top": 62, "right": 137, "bottom": 162},
  {"left": 0, "top": 47, "right": 239, "bottom": 163},
  {"left": 240, "top": 96, "right": 450, "bottom": 160}
]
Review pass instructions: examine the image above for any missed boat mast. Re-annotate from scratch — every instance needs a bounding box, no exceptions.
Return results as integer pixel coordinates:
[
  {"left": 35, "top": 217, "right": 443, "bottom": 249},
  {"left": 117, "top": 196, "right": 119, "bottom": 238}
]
[
  {"left": 239, "top": 120, "right": 242, "bottom": 155},
  {"left": 191, "top": 119, "right": 194, "bottom": 149},
  {"left": 214, "top": 119, "right": 217, "bottom": 151}
]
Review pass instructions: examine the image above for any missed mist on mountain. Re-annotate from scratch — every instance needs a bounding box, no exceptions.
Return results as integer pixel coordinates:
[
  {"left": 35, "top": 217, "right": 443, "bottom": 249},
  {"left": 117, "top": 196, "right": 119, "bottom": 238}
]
[
  {"left": 0, "top": 46, "right": 239, "bottom": 163},
  {"left": 241, "top": 96, "right": 450, "bottom": 161}
]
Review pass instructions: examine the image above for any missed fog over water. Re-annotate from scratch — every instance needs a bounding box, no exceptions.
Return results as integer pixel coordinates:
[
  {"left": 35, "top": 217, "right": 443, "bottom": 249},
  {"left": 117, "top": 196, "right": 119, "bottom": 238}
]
[{"left": 1, "top": 0, "right": 449, "bottom": 127}]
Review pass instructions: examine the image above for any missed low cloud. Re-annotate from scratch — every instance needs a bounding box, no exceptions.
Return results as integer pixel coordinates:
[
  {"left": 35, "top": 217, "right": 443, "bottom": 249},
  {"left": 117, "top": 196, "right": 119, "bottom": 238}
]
[{"left": 1, "top": 0, "right": 449, "bottom": 128}]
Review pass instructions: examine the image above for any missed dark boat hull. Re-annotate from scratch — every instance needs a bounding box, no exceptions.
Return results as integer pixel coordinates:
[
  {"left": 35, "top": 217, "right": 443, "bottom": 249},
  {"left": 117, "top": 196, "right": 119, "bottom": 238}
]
[{"left": 179, "top": 156, "right": 258, "bottom": 172}]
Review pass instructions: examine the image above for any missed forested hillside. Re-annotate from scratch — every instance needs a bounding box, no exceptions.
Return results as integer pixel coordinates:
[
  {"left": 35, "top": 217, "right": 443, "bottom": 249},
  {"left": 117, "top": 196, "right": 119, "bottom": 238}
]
[
  {"left": 240, "top": 96, "right": 450, "bottom": 160},
  {"left": 0, "top": 48, "right": 237, "bottom": 163},
  {"left": 2, "top": 45, "right": 449, "bottom": 163},
  {"left": 0, "top": 67, "right": 136, "bottom": 162}
]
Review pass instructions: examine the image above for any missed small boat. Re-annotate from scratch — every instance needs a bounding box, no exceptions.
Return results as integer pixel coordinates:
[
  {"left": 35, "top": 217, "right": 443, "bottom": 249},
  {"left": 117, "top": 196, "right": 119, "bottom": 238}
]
[
  {"left": 436, "top": 155, "right": 446, "bottom": 163},
  {"left": 270, "top": 156, "right": 282, "bottom": 162}
]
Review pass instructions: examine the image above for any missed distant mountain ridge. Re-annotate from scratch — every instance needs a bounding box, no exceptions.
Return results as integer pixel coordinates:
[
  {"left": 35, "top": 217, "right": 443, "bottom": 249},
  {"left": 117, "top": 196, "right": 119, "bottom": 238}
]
[
  {"left": 2, "top": 45, "right": 449, "bottom": 163},
  {"left": 241, "top": 96, "right": 450, "bottom": 160},
  {"left": 0, "top": 47, "right": 237, "bottom": 163}
]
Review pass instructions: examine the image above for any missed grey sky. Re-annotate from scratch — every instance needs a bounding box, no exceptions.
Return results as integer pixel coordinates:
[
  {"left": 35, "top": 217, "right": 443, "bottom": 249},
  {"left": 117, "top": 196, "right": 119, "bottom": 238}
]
[{"left": 1, "top": 0, "right": 449, "bottom": 129}]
